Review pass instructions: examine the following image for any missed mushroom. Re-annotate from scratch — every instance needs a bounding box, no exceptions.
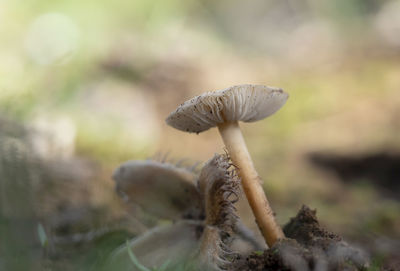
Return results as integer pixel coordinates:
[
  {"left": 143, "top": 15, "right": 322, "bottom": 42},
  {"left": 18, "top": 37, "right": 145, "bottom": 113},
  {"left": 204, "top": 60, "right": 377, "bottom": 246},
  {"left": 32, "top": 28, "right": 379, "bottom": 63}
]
[{"left": 166, "top": 84, "right": 288, "bottom": 247}]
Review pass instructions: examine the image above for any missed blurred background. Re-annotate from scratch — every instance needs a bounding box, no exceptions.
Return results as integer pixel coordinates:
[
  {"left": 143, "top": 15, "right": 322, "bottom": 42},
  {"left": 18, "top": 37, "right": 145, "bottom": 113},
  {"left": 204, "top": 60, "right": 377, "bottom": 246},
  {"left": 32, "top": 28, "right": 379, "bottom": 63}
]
[{"left": 1, "top": 0, "right": 400, "bottom": 270}]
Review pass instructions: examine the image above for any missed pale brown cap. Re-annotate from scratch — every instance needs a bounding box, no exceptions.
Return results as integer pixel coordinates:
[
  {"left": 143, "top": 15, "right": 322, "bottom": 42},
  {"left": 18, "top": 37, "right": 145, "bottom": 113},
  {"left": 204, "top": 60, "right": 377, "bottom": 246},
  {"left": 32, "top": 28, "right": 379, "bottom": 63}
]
[{"left": 166, "top": 84, "right": 288, "bottom": 133}]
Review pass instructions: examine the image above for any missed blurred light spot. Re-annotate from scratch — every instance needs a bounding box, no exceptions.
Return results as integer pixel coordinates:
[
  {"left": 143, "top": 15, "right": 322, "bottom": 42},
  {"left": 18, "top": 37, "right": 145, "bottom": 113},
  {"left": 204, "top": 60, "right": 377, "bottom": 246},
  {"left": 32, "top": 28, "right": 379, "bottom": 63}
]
[
  {"left": 81, "top": 81, "right": 160, "bottom": 151},
  {"left": 30, "top": 115, "right": 76, "bottom": 159},
  {"left": 375, "top": 1, "right": 400, "bottom": 47},
  {"left": 24, "top": 13, "right": 79, "bottom": 65}
]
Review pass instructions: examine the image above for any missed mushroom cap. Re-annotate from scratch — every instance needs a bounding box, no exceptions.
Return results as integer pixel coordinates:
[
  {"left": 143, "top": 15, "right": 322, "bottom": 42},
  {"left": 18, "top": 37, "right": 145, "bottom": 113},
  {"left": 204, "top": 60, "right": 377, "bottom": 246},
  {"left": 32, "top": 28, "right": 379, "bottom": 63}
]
[{"left": 166, "top": 84, "right": 289, "bottom": 133}]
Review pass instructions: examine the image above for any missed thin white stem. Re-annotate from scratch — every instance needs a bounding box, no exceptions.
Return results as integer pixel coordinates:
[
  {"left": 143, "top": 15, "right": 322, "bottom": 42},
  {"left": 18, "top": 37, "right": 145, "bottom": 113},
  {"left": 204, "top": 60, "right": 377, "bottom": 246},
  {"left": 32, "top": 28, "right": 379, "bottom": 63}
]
[{"left": 218, "top": 121, "right": 284, "bottom": 247}]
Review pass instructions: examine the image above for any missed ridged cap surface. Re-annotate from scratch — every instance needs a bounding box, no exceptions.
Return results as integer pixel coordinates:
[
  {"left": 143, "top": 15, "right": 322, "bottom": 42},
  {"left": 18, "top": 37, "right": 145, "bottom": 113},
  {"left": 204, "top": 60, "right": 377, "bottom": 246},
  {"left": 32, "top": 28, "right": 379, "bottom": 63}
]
[{"left": 166, "top": 84, "right": 288, "bottom": 133}]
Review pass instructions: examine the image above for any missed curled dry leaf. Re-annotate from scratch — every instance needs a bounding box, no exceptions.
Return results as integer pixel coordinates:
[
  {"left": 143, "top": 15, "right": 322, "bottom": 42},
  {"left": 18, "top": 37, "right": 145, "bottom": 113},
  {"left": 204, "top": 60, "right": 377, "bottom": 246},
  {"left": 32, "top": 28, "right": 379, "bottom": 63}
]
[
  {"left": 197, "top": 226, "right": 233, "bottom": 270},
  {"left": 197, "top": 154, "right": 241, "bottom": 270},
  {"left": 199, "top": 154, "right": 239, "bottom": 231},
  {"left": 112, "top": 160, "right": 203, "bottom": 220},
  {"left": 105, "top": 220, "right": 203, "bottom": 270},
  {"left": 111, "top": 154, "right": 246, "bottom": 271}
]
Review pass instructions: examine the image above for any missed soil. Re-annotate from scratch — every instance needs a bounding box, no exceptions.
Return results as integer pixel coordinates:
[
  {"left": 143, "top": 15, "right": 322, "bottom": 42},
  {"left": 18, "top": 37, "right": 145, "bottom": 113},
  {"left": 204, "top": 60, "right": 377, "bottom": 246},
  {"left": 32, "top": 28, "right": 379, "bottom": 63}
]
[{"left": 234, "top": 205, "right": 370, "bottom": 271}]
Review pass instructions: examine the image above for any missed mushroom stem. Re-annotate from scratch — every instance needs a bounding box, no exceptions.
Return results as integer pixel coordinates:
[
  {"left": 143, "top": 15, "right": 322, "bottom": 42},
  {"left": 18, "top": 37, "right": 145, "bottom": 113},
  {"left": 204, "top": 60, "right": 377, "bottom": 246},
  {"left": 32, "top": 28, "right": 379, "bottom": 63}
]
[{"left": 217, "top": 121, "right": 284, "bottom": 247}]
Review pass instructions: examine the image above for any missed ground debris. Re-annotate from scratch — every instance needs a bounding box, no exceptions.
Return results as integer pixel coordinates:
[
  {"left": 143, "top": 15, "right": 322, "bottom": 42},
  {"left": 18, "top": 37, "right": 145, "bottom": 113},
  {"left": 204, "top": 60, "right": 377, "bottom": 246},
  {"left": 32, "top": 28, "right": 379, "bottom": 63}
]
[{"left": 234, "top": 205, "right": 369, "bottom": 271}]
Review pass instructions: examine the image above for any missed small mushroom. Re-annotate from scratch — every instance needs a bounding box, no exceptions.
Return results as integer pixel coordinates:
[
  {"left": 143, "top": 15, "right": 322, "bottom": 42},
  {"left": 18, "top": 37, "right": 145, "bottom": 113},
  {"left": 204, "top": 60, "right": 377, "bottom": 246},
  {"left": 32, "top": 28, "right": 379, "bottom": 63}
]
[{"left": 166, "top": 84, "right": 288, "bottom": 247}]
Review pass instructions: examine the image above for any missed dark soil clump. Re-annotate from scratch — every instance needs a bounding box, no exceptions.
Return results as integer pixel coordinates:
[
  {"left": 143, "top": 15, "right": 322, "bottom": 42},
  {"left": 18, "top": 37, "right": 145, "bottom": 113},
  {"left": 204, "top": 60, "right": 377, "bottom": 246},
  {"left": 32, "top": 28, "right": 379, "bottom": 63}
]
[
  {"left": 283, "top": 205, "right": 342, "bottom": 250},
  {"left": 235, "top": 205, "right": 369, "bottom": 271}
]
